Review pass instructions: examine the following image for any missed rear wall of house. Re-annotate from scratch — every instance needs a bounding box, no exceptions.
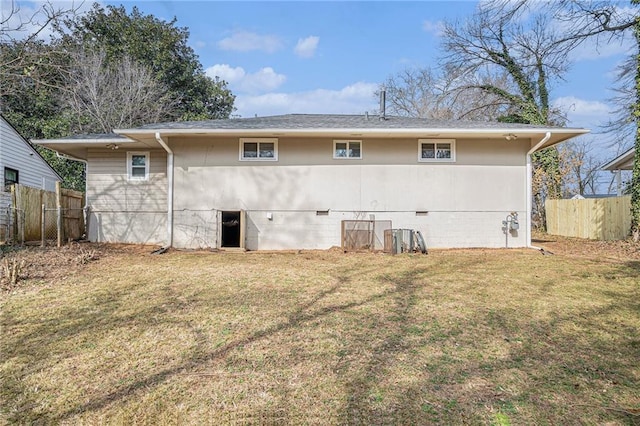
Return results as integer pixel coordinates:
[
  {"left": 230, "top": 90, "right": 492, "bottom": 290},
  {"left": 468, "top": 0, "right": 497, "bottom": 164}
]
[{"left": 170, "top": 136, "right": 530, "bottom": 250}]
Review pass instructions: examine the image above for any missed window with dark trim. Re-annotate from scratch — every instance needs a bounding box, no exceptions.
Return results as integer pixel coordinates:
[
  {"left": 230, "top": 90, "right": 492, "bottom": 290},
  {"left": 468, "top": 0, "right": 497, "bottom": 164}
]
[{"left": 4, "top": 167, "right": 18, "bottom": 189}]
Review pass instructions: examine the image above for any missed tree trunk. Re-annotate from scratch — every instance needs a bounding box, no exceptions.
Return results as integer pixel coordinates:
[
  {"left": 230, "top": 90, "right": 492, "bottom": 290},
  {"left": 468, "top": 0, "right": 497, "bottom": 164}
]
[{"left": 631, "top": 1, "right": 640, "bottom": 242}]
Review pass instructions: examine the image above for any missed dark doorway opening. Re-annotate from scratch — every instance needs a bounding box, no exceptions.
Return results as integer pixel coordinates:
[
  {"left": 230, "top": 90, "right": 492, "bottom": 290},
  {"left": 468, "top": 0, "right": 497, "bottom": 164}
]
[{"left": 221, "top": 211, "right": 241, "bottom": 248}]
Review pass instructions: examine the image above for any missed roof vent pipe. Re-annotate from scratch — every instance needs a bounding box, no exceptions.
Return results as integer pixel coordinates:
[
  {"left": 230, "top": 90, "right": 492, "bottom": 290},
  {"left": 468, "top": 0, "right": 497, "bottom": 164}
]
[{"left": 379, "top": 90, "right": 386, "bottom": 120}]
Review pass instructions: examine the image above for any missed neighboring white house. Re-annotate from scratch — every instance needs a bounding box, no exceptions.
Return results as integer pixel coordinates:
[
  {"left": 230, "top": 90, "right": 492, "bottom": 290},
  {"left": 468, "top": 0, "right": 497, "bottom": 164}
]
[
  {"left": 34, "top": 114, "right": 588, "bottom": 250},
  {"left": 602, "top": 147, "right": 635, "bottom": 196},
  {"left": 1, "top": 115, "right": 62, "bottom": 193}
]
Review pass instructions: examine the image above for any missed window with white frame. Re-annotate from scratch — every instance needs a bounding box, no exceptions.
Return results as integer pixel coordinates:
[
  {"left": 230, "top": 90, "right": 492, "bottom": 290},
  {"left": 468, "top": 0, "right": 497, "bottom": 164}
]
[
  {"left": 333, "top": 140, "right": 362, "bottom": 159},
  {"left": 127, "top": 152, "right": 149, "bottom": 181},
  {"left": 418, "top": 139, "right": 455, "bottom": 162},
  {"left": 240, "top": 138, "right": 278, "bottom": 161}
]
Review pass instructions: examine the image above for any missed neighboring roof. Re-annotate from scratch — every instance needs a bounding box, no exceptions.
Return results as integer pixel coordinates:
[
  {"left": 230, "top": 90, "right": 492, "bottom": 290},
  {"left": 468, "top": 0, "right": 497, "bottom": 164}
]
[
  {"left": 602, "top": 148, "right": 635, "bottom": 171},
  {"left": 33, "top": 114, "right": 589, "bottom": 160},
  {"left": 0, "top": 114, "right": 63, "bottom": 181}
]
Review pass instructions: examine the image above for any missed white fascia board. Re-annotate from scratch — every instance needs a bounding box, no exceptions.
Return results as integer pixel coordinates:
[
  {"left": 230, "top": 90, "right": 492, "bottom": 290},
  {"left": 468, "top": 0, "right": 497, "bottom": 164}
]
[
  {"left": 601, "top": 148, "right": 635, "bottom": 171},
  {"left": 32, "top": 137, "right": 136, "bottom": 145}
]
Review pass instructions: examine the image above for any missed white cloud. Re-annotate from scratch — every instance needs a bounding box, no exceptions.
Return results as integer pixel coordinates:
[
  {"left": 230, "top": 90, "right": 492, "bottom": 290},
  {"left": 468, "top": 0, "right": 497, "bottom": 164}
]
[
  {"left": 553, "top": 96, "right": 613, "bottom": 128},
  {"left": 241, "top": 67, "right": 286, "bottom": 93},
  {"left": 205, "top": 64, "right": 286, "bottom": 94},
  {"left": 422, "top": 20, "right": 444, "bottom": 36},
  {"left": 206, "top": 64, "right": 246, "bottom": 84},
  {"left": 570, "top": 37, "right": 634, "bottom": 62},
  {"left": 233, "top": 82, "right": 379, "bottom": 117},
  {"left": 217, "top": 30, "right": 283, "bottom": 53},
  {"left": 294, "top": 36, "right": 319, "bottom": 58}
]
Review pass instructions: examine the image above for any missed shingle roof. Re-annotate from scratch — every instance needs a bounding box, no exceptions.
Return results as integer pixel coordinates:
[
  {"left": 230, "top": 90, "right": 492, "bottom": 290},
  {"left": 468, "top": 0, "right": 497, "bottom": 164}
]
[
  {"left": 62, "top": 133, "right": 130, "bottom": 140},
  {"left": 137, "top": 114, "right": 561, "bottom": 131}
]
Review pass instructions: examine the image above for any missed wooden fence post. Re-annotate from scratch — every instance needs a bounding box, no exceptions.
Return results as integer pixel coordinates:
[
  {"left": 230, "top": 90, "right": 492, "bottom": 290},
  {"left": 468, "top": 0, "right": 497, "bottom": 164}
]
[
  {"left": 84, "top": 205, "right": 90, "bottom": 240},
  {"left": 41, "top": 204, "right": 46, "bottom": 247},
  {"left": 56, "top": 181, "right": 62, "bottom": 247},
  {"left": 10, "top": 184, "right": 16, "bottom": 243}
]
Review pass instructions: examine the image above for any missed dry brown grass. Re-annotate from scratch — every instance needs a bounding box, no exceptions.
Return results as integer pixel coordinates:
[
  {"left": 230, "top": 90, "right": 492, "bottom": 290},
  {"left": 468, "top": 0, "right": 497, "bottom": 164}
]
[{"left": 1, "top": 240, "right": 639, "bottom": 425}]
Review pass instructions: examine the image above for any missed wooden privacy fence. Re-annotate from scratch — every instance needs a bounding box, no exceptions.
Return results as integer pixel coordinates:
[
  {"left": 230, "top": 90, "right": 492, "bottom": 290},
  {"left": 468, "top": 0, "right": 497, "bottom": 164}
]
[
  {"left": 545, "top": 196, "right": 631, "bottom": 241},
  {"left": 7, "top": 183, "right": 85, "bottom": 245}
]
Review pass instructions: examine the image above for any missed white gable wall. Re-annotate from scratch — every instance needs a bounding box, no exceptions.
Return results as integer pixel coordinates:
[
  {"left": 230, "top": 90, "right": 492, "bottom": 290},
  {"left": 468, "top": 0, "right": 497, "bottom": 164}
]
[{"left": 0, "top": 117, "right": 60, "bottom": 191}]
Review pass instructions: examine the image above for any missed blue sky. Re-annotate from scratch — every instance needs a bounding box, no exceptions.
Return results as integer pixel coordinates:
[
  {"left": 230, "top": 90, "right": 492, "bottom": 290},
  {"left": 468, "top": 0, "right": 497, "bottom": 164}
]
[
  {"left": 6, "top": 1, "right": 636, "bottom": 131},
  {"left": 97, "top": 0, "right": 634, "bottom": 132}
]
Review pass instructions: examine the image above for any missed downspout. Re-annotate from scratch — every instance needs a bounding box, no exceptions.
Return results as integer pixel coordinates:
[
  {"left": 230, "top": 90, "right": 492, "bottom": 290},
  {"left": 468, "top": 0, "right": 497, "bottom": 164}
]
[
  {"left": 526, "top": 131, "right": 551, "bottom": 249},
  {"left": 56, "top": 152, "right": 91, "bottom": 241},
  {"left": 155, "top": 132, "right": 174, "bottom": 248},
  {"left": 56, "top": 152, "right": 89, "bottom": 207}
]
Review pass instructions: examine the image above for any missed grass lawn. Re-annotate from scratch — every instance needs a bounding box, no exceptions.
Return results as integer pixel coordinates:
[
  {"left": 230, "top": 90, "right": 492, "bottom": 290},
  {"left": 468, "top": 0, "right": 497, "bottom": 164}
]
[{"left": 1, "top": 243, "right": 639, "bottom": 424}]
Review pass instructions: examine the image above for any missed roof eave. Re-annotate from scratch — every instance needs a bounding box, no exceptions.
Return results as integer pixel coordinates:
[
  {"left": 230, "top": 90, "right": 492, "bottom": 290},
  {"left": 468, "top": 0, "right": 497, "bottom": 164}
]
[
  {"left": 601, "top": 148, "right": 635, "bottom": 171},
  {"left": 31, "top": 137, "right": 139, "bottom": 161},
  {"left": 32, "top": 137, "right": 136, "bottom": 144},
  {"left": 114, "top": 127, "right": 589, "bottom": 145}
]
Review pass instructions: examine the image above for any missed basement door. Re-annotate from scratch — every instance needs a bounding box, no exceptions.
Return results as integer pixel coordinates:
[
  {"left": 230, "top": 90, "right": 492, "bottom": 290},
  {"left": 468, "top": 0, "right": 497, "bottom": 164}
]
[{"left": 218, "top": 210, "right": 246, "bottom": 249}]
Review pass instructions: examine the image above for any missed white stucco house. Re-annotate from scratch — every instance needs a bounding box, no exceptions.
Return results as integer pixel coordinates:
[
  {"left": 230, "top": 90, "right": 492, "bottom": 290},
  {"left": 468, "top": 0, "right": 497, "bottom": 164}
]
[
  {"left": 1, "top": 115, "right": 61, "bottom": 193},
  {"left": 34, "top": 114, "right": 588, "bottom": 250}
]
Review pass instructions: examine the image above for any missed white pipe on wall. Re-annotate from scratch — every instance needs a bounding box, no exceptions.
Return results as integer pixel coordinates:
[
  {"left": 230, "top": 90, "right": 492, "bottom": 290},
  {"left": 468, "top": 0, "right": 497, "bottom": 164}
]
[
  {"left": 155, "top": 132, "right": 174, "bottom": 247},
  {"left": 56, "top": 152, "right": 89, "bottom": 206},
  {"left": 526, "top": 131, "right": 551, "bottom": 249}
]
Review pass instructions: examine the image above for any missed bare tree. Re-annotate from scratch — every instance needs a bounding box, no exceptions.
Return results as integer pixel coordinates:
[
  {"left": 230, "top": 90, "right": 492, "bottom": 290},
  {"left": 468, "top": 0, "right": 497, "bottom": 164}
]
[
  {"left": 0, "top": 0, "right": 80, "bottom": 97},
  {"left": 381, "top": 67, "right": 448, "bottom": 119},
  {"left": 380, "top": 65, "right": 515, "bottom": 121},
  {"left": 605, "top": 54, "right": 637, "bottom": 147},
  {"left": 558, "top": 137, "right": 612, "bottom": 196},
  {"left": 441, "top": 3, "right": 572, "bottom": 126},
  {"left": 62, "top": 50, "right": 178, "bottom": 133},
  {"left": 550, "top": 1, "right": 636, "bottom": 43}
]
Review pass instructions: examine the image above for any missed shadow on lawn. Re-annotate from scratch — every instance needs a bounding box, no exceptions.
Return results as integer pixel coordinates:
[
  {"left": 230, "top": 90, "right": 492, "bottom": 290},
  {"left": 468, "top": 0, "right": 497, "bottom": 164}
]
[
  {"left": 623, "top": 260, "right": 640, "bottom": 276},
  {"left": 4, "top": 262, "right": 410, "bottom": 423},
  {"left": 3, "top": 256, "right": 639, "bottom": 424},
  {"left": 1, "top": 279, "right": 191, "bottom": 422},
  {"left": 339, "top": 268, "right": 424, "bottom": 424}
]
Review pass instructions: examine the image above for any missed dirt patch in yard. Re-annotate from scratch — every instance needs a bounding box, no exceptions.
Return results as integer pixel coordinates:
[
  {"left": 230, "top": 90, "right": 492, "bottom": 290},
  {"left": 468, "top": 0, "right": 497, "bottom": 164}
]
[
  {"left": 2, "top": 234, "right": 638, "bottom": 293},
  {"left": 0, "top": 243, "right": 157, "bottom": 293}
]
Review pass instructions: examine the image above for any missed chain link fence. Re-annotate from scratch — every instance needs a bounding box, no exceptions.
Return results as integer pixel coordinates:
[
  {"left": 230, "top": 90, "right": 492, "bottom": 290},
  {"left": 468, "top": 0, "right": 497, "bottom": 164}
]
[
  {"left": 42, "top": 207, "right": 59, "bottom": 245},
  {"left": 40, "top": 206, "right": 87, "bottom": 246},
  {"left": 0, "top": 205, "right": 87, "bottom": 247},
  {"left": 0, "top": 206, "right": 26, "bottom": 245}
]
